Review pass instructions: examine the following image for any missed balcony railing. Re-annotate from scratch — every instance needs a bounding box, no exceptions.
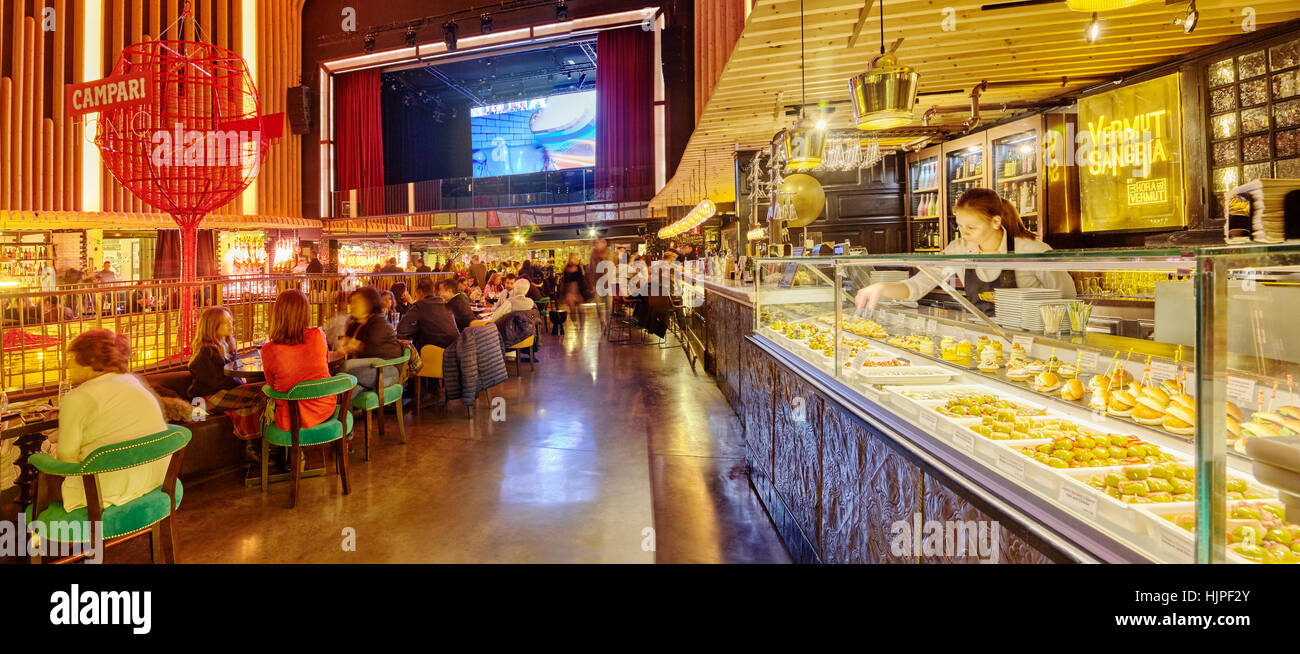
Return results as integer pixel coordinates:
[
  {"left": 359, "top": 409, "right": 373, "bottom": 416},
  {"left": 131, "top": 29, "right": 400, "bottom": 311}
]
[
  {"left": 327, "top": 166, "right": 656, "bottom": 234},
  {"left": 0, "top": 272, "right": 451, "bottom": 399}
]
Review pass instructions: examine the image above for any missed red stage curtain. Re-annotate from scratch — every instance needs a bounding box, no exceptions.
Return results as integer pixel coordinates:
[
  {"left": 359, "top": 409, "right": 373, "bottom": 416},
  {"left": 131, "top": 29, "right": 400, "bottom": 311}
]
[
  {"left": 335, "top": 69, "right": 387, "bottom": 216},
  {"left": 596, "top": 27, "right": 655, "bottom": 203}
]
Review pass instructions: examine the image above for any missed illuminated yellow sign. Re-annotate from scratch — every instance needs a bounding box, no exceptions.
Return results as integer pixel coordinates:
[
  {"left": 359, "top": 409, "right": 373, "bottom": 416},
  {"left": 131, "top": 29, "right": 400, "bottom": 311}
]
[{"left": 1077, "top": 73, "right": 1186, "bottom": 232}]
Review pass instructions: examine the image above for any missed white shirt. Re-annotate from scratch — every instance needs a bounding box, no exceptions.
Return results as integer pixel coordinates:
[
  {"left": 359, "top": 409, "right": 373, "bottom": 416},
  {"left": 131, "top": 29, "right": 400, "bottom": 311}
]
[
  {"left": 55, "top": 373, "right": 169, "bottom": 511},
  {"left": 899, "top": 232, "right": 1077, "bottom": 302},
  {"left": 489, "top": 295, "right": 536, "bottom": 322}
]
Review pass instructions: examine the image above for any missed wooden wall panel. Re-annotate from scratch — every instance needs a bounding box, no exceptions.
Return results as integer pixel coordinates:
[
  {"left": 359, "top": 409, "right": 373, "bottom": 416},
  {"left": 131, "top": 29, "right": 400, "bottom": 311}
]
[
  {"left": 0, "top": 1, "right": 301, "bottom": 221},
  {"left": 693, "top": 0, "right": 748, "bottom": 121}
]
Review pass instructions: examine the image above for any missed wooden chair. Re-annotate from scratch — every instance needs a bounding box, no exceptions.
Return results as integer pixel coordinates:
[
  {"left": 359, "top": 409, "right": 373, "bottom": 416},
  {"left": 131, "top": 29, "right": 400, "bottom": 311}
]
[
  {"left": 261, "top": 374, "right": 358, "bottom": 508},
  {"left": 351, "top": 348, "right": 412, "bottom": 460},
  {"left": 25, "top": 425, "right": 191, "bottom": 564},
  {"left": 413, "top": 344, "right": 445, "bottom": 417}
]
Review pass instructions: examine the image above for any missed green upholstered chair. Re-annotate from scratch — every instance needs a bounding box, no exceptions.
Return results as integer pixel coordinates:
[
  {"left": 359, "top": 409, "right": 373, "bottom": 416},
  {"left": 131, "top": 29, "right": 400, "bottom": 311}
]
[
  {"left": 351, "top": 347, "right": 412, "bottom": 461},
  {"left": 261, "top": 374, "right": 358, "bottom": 508},
  {"left": 24, "top": 425, "right": 191, "bottom": 564}
]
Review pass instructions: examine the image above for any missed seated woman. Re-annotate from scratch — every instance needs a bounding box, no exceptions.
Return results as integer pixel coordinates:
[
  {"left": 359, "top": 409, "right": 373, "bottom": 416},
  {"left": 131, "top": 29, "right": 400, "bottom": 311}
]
[
  {"left": 187, "top": 307, "right": 264, "bottom": 441},
  {"left": 483, "top": 273, "right": 506, "bottom": 302},
  {"left": 261, "top": 290, "right": 335, "bottom": 432},
  {"left": 390, "top": 282, "right": 412, "bottom": 316},
  {"left": 379, "top": 290, "right": 400, "bottom": 330},
  {"left": 338, "top": 287, "right": 404, "bottom": 391},
  {"left": 45, "top": 329, "right": 169, "bottom": 512}
]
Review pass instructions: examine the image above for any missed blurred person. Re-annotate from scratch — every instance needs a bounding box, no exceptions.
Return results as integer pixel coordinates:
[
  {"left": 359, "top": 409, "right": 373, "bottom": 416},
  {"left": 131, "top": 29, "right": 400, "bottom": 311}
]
[
  {"left": 468, "top": 255, "right": 488, "bottom": 288},
  {"left": 41, "top": 296, "right": 74, "bottom": 323},
  {"left": 561, "top": 253, "right": 585, "bottom": 316},
  {"left": 322, "top": 290, "right": 351, "bottom": 350},
  {"left": 338, "top": 287, "right": 403, "bottom": 391},
  {"left": 380, "top": 257, "right": 403, "bottom": 273},
  {"left": 306, "top": 254, "right": 324, "bottom": 274}
]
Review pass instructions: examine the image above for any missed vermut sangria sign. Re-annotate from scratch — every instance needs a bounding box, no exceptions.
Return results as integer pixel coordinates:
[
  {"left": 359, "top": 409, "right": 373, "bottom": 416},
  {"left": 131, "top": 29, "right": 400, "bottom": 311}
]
[{"left": 1077, "top": 73, "right": 1187, "bottom": 233}]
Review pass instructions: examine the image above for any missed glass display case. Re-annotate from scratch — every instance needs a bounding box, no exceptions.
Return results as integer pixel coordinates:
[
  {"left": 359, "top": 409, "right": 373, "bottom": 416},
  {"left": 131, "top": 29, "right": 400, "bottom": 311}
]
[
  {"left": 944, "top": 136, "right": 987, "bottom": 249},
  {"left": 753, "top": 246, "right": 1300, "bottom": 564},
  {"left": 906, "top": 147, "right": 942, "bottom": 253}
]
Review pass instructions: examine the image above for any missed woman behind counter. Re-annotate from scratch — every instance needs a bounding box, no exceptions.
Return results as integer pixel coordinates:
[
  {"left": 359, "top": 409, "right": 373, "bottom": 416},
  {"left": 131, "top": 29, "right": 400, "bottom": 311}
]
[{"left": 854, "top": 188, "right": 1075, "bottom": 314}]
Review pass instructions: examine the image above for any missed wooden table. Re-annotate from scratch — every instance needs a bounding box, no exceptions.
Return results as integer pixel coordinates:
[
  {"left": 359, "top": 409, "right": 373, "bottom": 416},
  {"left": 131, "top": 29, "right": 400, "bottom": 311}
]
[
  {"left": 223, "top": 350, "right": 346, "bottom": 382},
  {"left": 1, "top": 411, "right": 58, "bottom": 508}
]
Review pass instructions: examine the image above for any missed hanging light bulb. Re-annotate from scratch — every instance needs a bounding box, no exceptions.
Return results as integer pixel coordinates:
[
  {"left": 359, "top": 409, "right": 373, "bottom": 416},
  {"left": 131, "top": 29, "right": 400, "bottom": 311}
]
[
  {"left": 849, "top": 2, "right": 919, "bottom": 130},
  {"left": 1084, "top": 13, "right": 1102, "bottom": 43}
]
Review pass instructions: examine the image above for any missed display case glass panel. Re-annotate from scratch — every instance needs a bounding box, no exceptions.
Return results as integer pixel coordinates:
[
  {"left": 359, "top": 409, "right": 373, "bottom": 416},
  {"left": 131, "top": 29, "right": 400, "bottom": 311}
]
[{"left": 751, "top": 246, "right": 1300, "bottom": 563}]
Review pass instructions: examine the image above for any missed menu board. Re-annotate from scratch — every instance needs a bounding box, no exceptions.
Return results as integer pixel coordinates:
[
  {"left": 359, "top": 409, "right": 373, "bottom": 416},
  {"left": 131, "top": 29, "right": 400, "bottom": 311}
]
[{"left": 1077, "top": 73, "right": 1188, "bottom": 232}]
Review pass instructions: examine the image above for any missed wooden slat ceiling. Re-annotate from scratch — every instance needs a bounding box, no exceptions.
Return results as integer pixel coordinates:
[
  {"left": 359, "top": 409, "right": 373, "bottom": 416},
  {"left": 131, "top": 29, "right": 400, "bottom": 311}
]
[{"left": 650, "top": 0, "right": 1300, "bottom": 212}]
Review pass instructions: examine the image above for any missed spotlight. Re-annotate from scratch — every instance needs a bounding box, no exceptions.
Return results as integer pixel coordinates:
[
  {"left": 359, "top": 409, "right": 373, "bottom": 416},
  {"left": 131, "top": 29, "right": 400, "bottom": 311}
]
[
  {"left": 555, "top": 0, "right": 569, "bottom": 22},
  {"left": 362, "top": 33, "right": 376, "bottom": 53},
  {"left": 1085, "top": 13, "right": 1101, "bottom": 43},
  {"left": 480, "top": 13, "right": 494, "bottom": 34},
  {"left": 404, "top": 25, "right": 418, "bottom": 47},
  {"left": 443, "top": 20, "right": 459, "bottom": 52},
  {"left": 815, "top": 119, "right": 828, "bottom": 130},
  {"left": 1177, "top": 1, "right": 1198, "bottom": 33}
]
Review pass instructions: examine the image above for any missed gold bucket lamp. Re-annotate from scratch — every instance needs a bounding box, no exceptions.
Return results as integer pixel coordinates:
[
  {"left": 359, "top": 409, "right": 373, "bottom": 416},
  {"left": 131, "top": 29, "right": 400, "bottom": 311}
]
[
  {"left": 783, "top": 117, "right": 828, "bottom": 170},
  {"left": 848, "top": 53, "right": 919, "bottom": 131}
]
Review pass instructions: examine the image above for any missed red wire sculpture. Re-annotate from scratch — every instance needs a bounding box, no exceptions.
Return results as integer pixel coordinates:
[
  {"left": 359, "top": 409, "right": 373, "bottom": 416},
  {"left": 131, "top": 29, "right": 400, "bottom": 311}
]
[{"left": 94, "top": 36, "right": 269, "bottom": 350}]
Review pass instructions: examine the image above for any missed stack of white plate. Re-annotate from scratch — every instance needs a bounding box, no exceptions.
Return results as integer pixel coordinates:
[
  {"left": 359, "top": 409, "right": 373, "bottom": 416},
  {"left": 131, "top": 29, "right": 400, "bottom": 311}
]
[{"left": 992, "top": 288, "right": 1062, "bottom": 330}]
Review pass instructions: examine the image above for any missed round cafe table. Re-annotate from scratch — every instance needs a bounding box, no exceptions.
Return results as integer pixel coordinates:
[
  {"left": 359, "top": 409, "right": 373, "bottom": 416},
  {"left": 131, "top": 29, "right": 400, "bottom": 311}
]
[{"left": 223, "top": 350, "right": 346, "bottom": 382}]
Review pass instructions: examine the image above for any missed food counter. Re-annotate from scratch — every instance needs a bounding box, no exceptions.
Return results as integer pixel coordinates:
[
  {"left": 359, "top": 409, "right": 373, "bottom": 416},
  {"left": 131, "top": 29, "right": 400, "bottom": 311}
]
[
  {"left": 681, "top": 271, "right": 756, "bottom": 413},
  {"left": 705, "top": 246, "right": 1300, "bottom": 563}
]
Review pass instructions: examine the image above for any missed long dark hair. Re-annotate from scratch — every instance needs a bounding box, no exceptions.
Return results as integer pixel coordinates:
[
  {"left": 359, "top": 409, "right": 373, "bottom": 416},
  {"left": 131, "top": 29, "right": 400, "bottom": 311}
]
[{"left": 955, "top": 188, "right": 1035, "bottom": 241}]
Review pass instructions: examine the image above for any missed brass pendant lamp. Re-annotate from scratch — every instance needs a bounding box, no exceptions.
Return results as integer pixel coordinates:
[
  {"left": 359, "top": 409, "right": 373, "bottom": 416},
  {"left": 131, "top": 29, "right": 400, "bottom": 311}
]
[
  {"left": 848, "top": 1, "right": 919, "bottom": 130},
  {"left": 783, "top": 0, "right": 826, "bottom": 170}
]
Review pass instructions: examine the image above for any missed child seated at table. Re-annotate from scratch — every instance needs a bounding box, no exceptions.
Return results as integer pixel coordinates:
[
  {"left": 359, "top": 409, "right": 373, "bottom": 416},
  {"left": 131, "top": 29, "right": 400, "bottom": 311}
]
[{"left": 188, "top": 307, "right": 265, "bottom": 441}]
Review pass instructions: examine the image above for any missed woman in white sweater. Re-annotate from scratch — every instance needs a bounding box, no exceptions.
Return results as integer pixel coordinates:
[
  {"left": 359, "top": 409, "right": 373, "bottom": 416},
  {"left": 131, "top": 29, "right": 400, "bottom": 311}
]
[{"left": 46, "top": 329, "right": 168, "bottom": 511}]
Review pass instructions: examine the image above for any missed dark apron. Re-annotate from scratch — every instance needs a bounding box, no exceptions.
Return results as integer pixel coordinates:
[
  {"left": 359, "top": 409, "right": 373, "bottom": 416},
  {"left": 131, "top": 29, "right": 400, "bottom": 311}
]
[{"left": 964, "top": 236, "right": 1017, "bottom": 315}]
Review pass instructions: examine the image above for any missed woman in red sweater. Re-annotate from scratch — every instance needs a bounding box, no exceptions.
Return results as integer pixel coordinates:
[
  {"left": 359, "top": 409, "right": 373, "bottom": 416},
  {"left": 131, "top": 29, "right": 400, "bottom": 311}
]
[{"left": 260, "top": 289, "right": 335, "bottom": 430}]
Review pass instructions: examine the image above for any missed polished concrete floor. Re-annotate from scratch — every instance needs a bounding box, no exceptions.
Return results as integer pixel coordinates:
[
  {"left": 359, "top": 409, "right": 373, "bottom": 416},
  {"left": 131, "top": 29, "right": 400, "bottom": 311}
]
[{"left": 115, "top": 309, "right": 790, "bottom": 564}]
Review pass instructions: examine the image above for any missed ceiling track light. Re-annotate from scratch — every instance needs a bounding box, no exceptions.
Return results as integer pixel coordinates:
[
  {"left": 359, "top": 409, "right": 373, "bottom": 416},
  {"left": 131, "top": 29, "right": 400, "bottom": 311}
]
[
  {"left": 443, "top": 20, "right": 459, "bottom": 52},
  {"left": 480, "top": 13, "right": 494, "bottom": 34},
  {"left": 1085, "top": 13, "right": 1102, "bottom": 43},
  {"left": 362, "top": 33, "right": 376, "bottom": 54},
  {"left": 556, "top": 0, "right": 569, "bottom": 22}
]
